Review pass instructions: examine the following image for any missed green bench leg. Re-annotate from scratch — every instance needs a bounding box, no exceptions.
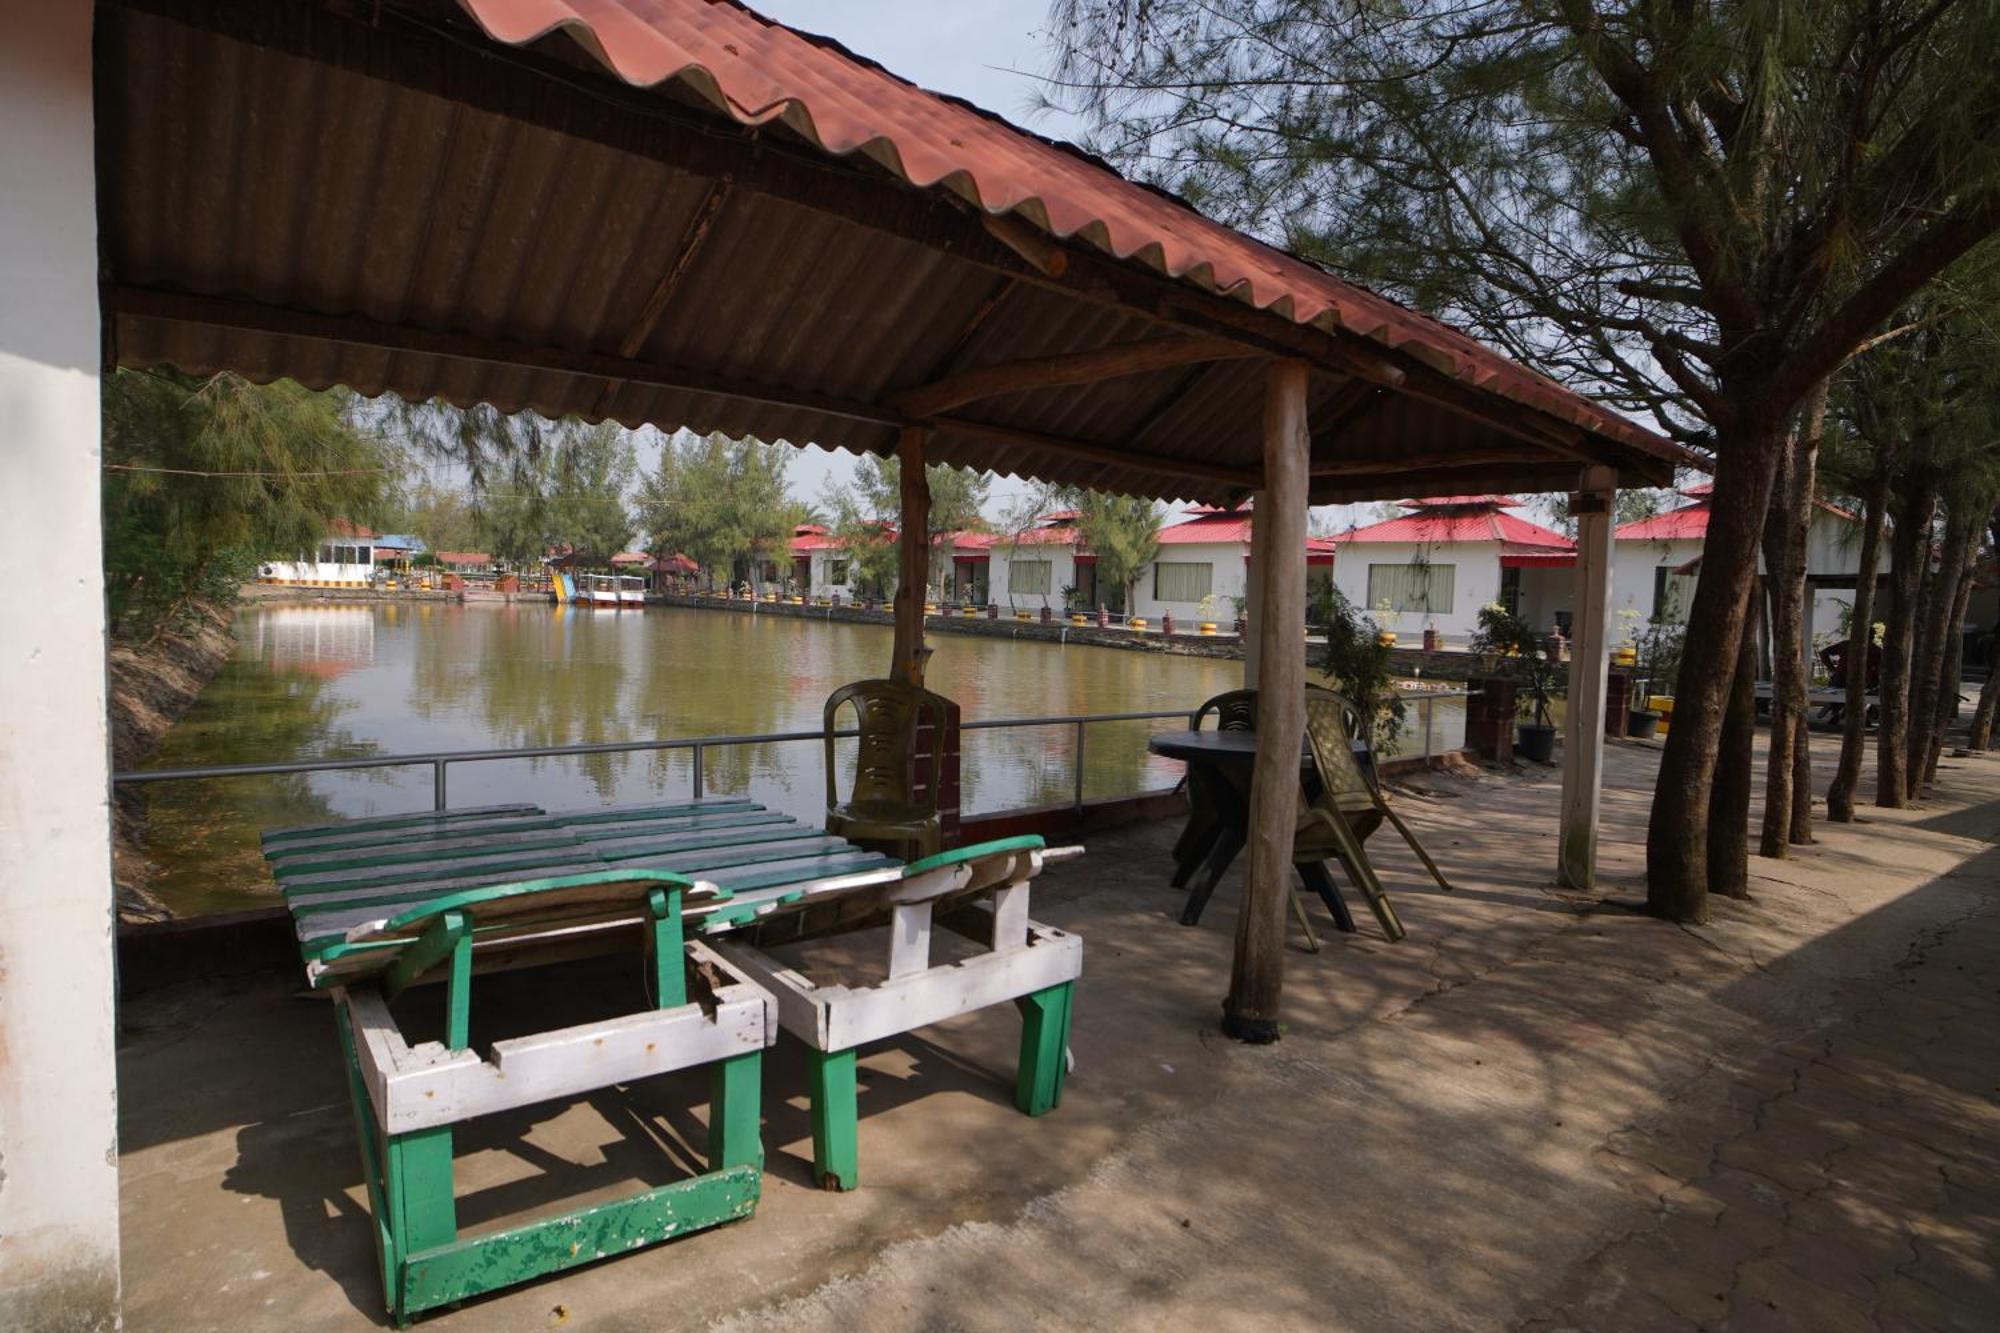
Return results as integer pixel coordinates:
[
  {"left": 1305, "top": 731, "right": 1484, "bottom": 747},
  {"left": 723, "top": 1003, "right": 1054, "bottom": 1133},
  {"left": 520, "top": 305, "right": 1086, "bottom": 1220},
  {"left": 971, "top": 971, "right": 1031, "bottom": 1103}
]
[
  {"left": 806, "top": 1048, "right": 859, "bottom": 1191},
  {"left": 709, "top": 1050, "right": 764, "bottom": 1174},
  {"left": 335, "top": 1006, "right": 400, "bottom": 1317},
  {"left": 386, "top": 1126, "right": 456, "bottom": 1324},
  {"left": 1015, "top": 981, "right": 1074, "bottom": 1117}
]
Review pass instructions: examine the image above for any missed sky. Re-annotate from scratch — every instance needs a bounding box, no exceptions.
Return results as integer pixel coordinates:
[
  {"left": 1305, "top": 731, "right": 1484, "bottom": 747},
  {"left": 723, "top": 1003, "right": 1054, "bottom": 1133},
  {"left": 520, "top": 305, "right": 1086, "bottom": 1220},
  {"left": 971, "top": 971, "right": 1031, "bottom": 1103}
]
[{"left": 717, "top": 2, "right": 1084, "bottom": 519}]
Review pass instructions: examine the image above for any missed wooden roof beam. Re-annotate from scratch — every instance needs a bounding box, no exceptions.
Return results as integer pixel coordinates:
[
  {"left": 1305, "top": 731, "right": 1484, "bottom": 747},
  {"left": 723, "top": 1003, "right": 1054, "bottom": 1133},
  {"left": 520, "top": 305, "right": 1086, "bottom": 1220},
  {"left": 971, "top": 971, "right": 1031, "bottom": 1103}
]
[
  {"left": 931, "top": 416, "right": 1262, "bottom": 490},
  {"left": 105, "top": 284, "right": 1261, "bottom": 494},
  {"left": 889, "top": 336, "right": 1261, "bottom": 419}
]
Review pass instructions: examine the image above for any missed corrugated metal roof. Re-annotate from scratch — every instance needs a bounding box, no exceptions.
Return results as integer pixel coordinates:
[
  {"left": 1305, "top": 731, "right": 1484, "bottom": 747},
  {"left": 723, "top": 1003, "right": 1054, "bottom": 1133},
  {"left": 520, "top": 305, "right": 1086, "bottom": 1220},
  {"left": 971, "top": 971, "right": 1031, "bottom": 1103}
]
[
  {"left": 1615, "top": 504, "right": 1710, "bottom": 541},
  {"left": 1400, "top": 495, "right": 1521, "bottom": 509},
  {"left": 1339, "top": 506, "right": 1572, "bottom": 548},
  {"left": 457, "top": 0, "right": 1674, "bottom": 459},
  {"left": 96, "top": 0, "right": 1688, "bottom": 508},
  {"left": 1157, "top": 510, "right": 1253, "bottom": 545}
]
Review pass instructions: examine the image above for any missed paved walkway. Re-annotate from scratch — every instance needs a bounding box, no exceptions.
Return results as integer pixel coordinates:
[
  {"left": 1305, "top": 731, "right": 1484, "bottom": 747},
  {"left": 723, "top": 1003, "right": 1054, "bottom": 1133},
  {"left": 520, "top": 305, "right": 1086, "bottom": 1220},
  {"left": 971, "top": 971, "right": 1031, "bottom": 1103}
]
[{"left": 117, "top": 733, "right": 1999, "bottom": 1330}]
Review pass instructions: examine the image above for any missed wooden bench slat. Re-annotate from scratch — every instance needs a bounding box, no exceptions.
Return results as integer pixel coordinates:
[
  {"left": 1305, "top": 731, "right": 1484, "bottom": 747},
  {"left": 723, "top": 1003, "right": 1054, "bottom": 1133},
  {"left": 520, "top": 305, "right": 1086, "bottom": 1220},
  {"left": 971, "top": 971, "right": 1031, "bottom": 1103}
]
[
  {"left": 268, "top": 828, "right": 584, "bottom": 874},
  {"left": 602, "top": 835, "right": 857, "bottom": 873},
  {"left": 560, "top": 810, "right": 795, "bottom": 841},
  {"left": 259, "top": 812, "right": 566, "bottom": 856},
  {"left": 553, "top": 798, "right": 759, "bottom": 826},
  {"left": 696, "top": 851, "right": 903, "bottom": 893},
  {"left": 299, "top": 871, "right": 714, "bottom": 947},
  {"left": 575, "top": 823, "right": 821, "bottom": 861},
  {"left": 281, "top": 843, "right": 598, "bottom": 894},
  {"left": 261, "top": 804, "right": 540, "bottom": 846},
  {"left": 566, "top": 821, "right": 815, "bottom": 858}
]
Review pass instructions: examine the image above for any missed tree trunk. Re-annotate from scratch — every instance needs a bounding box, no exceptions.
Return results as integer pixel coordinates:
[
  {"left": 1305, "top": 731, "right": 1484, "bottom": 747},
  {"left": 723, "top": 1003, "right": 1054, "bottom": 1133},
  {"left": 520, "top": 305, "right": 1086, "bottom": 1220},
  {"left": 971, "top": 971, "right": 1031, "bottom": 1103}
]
[
  {"left": 1922, "top": 529, "right": 1982, "bottom": 785},
  {"left": 1907, "top": 501, "right": 1975, "bottom": 797},
  {"left": 1789, "top": 709, "right": 1814, "bottom": 843},
  {"left": 1970, "top": 658, "right": 1999, "bottom": 750},
  {"left": 1826, "top": 468, "right": 1889, "bottom": 820},
  {"left": 1709, "top": 610, "right": 1760, "bottom": 899},
  {"left": 1646, "top": 418, "right": 1785, "bottom": 922},
  {"left": 1759, "top": 403, "right": 1818, "bottom": 858},
  {"left": 1875, "top": 476, "right": 1935, "bottom": 807}
]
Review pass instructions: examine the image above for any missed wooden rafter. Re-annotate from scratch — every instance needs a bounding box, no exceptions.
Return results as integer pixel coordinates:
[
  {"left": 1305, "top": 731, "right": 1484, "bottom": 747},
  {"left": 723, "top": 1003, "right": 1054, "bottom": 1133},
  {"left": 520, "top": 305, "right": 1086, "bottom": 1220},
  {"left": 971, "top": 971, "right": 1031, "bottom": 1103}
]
[
  {"left": 889, "top": 336, "right": 1260, "bottom": 419},
  {"left": 104, "top": 0, "right": 1682, "bottom": 485},
  {"left": 106, "top": 284, "right": 1264, "bottom": 494},
  {"left": 617, "top": 177, "right": 733, "bottom": 359},
  {"left": 932, "top": 417, "right": 1261, "bottom": 490}
]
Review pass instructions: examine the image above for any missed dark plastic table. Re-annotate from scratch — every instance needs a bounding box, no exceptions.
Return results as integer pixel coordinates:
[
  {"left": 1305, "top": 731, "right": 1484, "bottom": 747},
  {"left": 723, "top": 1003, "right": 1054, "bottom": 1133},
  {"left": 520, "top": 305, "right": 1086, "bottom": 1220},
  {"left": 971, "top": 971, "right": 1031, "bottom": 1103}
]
[{"left": 1147, "top": 730, "right": 1361, "bottom": 935}]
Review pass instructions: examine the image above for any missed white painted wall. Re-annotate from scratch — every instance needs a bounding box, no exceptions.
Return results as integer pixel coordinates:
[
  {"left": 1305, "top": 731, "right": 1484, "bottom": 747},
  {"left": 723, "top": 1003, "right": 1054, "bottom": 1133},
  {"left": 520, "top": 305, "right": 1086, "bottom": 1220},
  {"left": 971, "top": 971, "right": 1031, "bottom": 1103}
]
[
  {"left": 1611, "top": 538, "right": 1704, "bottom": 626},
  {"left": 988, "top": 545, "right": 1082, "bottom": 610},
  {"left": 1329, "top": 540, "right": 1502, "bottom": 642},
  {"left": 0, "top": 8, "right": 123, "bottom": 1326},
  {"left": 1131, "top": 541, "right": 1250, "bottom": 623}
]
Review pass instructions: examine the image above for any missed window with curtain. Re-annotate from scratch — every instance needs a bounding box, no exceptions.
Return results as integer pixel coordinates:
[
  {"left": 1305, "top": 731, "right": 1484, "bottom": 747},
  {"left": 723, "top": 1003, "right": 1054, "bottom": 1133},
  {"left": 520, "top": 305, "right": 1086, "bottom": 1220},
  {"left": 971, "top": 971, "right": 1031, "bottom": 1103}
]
[
  {"left": 830, "top": 559, "right": 849, "bottom": 585},
  {"left": 1009, "top": 559, "right": 1052, "bottom": 595},
  {"left": 1366, "top": 562, "right": 1455, "bottom": 613},
  {"left": 1652, "top": 566, "right": 1697, "bottom": 622},
  {"left": 1152, "top": 561, "right": 1213, "bottom": 603}
]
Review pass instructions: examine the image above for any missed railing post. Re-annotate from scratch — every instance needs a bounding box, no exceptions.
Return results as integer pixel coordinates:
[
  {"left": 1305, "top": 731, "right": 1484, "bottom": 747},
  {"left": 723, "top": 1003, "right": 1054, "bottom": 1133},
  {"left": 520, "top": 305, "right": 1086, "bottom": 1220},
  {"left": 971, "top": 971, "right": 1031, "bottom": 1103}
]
[
  {"left": 433, "top": 759, "right": 448, "bottom": 811},
  {"left": 691, "top": 743, "right": 704, "bottom": 800},
  {"left": 1073, "top": 720, "right": 1087, "bottom": 812},
  {"left": 1423, "top": 696, "right": 1434, "bottom": 762}
]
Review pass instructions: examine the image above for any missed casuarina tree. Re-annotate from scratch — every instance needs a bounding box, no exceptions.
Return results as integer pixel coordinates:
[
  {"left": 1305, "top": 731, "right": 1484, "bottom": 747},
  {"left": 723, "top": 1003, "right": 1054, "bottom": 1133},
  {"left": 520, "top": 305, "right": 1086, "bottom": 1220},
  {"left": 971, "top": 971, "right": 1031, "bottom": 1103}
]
[{"left": 1050, "top": 0, "right": 2000, "bottom": 921}]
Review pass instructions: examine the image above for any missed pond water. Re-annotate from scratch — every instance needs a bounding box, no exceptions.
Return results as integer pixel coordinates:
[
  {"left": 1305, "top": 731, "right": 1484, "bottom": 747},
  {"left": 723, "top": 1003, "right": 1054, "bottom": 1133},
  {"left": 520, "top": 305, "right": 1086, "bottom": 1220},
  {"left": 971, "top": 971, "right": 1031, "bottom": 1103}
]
[{"left": 139, "top": 602, "right": 1470, "bottom": 916}]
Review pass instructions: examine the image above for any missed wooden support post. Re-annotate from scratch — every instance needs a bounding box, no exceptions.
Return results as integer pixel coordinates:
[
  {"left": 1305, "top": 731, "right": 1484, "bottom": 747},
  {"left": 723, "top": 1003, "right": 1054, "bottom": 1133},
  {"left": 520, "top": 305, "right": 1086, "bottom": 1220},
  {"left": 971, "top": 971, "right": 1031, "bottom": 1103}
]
[
  {"left": 1243, "top": 488, "right": 1268, "bottom": 689},
  {"left": 892, "top": 427, "right": 932, "bottom": 685},
  {"left": 1559, "top": 468, "right": 1617, "bottom": 889},
  {"left": 1225, "top": 359, "right": 1306, "bottom": 1043}
]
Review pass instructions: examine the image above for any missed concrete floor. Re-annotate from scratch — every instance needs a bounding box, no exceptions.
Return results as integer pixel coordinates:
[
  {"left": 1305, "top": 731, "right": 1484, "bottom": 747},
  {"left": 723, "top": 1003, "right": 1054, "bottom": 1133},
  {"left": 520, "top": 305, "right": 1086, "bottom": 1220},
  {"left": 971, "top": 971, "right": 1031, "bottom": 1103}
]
[{"left": 117, "top": 732, "right": 2000, "bottom": 1330}]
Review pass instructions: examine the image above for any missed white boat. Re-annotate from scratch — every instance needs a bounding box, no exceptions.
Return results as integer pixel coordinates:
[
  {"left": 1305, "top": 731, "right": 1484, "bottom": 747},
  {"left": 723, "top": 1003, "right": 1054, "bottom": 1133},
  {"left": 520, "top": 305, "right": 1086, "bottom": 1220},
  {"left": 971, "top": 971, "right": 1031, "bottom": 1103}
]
[{"left": 574, "top": 572, "right": 646, "bottom": 609}]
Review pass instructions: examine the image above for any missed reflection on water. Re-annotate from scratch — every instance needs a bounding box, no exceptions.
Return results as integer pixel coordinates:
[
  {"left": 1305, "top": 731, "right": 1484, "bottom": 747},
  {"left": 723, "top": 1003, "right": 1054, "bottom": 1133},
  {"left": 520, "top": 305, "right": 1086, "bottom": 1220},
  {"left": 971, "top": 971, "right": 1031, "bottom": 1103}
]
[{"left": 143, "top": 604, "right": 1260, "bottom": 915}]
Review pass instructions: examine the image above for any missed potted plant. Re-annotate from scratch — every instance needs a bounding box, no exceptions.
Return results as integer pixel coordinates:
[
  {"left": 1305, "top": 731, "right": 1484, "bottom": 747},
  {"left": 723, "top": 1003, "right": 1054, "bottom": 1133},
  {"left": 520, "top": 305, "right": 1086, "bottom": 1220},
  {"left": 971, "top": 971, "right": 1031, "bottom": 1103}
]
[
  {"left": 1470, "top": 604, "right": 1560, "bottom": 763},
  {"left": 1196, "top": 592, "right": 1221, "bottom": 635},
  {"left": 1311, "top": 584, "right": 1406, "bottom": 754},
  {"left": 1371, "top": 597, "right": 1400, "bottom": 647},
  {"left": 1627, "top": 614, "right": 1685, "bottom": 739}
]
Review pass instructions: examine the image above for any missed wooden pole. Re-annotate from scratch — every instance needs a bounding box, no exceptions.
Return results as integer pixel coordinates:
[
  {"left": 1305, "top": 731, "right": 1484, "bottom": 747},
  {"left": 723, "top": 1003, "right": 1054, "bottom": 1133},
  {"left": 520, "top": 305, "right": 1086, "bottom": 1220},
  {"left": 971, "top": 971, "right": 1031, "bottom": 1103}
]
[
  {"left": 891, "top": 427, "right": 932, "bottom": 685},
  {"left": 1558, "top": 467, "right": 1617, "bottom": 889},
  {"left": 1243, "top": 488, "right": 1269, "bottom": 688},
  {"left": 1224, "top": 359, "right": 1307, "bottom": 1042}
]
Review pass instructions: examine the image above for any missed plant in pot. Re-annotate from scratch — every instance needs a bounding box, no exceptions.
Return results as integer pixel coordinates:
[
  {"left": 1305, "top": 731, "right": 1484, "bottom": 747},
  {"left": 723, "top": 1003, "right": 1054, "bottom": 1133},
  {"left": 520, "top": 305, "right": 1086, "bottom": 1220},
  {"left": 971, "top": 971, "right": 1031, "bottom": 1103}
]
[
  {"left": 1196, "top": 591, "right": 1221, "bottom": 634},
  {"left": 1470, "top": 604, "right": 1560, "bottom": 763},
  {"left": 1371, "top": 597, "right": 1400, "bottom": 647},
  {"left": 1312, "top": 583, "right": 1406, "bottom": 755},
  {"left": 1627, "top": 614, "right": 1685, "bottom": 739}
]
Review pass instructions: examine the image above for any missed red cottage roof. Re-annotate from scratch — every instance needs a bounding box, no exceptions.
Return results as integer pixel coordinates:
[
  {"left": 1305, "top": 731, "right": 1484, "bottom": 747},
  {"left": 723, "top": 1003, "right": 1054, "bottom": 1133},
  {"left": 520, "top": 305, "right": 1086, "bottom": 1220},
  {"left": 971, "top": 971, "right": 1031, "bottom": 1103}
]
[
  {"left": 1157, "top": 509, "right": 1255, "bottom": 545},
  {"left": 1338, "top": 507, "right": 1572, "bottom": 549},
  {"left": 652, "top": 552, "right": 699, "bottom": 574},
  {"left": 328, "top": 517, "right": 379, "bottom": 539},
  {"left": 609, "top": 551, "right": 651, "bottom": 565},
  {"left": 456, "top": 0, "right": 1672, "bottom": 462},
  {"left": 435, "top": 551, "right": 493, "bottom": 565},
  {"left": 1615, "top": 503, "right": 1710, "bottom": 542},
  {"left": 1397, "top": 495, "right": 1522, "bottom": 509}
]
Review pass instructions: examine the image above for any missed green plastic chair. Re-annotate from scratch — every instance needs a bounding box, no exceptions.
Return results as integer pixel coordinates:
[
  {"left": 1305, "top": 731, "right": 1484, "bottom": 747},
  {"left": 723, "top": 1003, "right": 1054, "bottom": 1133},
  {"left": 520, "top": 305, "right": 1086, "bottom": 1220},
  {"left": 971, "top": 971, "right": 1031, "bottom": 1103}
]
[
  {"left": 823, "top": 679, "right": 950, "bottom": 858},
  {"left": 1297, "top": 688, "right": 1456, "bottom": 942}
]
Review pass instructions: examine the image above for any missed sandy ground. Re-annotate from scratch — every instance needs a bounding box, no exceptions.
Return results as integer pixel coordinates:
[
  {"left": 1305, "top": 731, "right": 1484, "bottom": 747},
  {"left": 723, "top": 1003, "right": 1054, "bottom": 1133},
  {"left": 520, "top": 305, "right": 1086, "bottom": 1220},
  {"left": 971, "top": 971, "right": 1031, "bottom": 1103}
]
[{"left": 115, "top": 730, "right": 1998, "bottom": 1330}]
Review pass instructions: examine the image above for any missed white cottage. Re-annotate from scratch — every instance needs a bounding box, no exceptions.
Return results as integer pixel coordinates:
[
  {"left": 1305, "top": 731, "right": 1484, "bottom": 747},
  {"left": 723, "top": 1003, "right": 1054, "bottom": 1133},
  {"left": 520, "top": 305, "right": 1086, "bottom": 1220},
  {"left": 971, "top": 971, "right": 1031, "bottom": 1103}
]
[
  {"left": 1613, "top": 485, "right": 1877, "bottom": 656},
  {"left": 1129, "top": 506, "right": 1335, "bottom": 625},
  {"left": 973, "top": 510, "right": 1096, "bottom": 611},
  {"left": 1329, "top": 496, "right": 1576, "bottom": 644}
]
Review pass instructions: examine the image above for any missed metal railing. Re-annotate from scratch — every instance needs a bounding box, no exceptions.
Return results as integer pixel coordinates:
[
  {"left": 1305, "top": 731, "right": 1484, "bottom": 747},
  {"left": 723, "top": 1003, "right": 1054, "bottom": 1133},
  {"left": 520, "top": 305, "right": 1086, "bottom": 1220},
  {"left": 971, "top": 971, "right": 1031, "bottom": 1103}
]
[{"left": 111, "top": 692, "right": 1477, "bottom": 815}]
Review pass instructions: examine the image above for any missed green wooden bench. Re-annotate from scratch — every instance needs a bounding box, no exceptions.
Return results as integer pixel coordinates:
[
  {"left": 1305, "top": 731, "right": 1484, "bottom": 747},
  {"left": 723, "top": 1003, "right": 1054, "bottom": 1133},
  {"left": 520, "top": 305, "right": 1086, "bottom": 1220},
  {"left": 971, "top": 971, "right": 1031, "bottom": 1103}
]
[
  {"left": 265, "top": 798, "right": 1083, "bottom": 1319},
  {"left": 513, "top": 806, "right": 1083, "bottom": 1192},
  {"left": 262, "top": 799, "right": 785, "bottom": 1325}
]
